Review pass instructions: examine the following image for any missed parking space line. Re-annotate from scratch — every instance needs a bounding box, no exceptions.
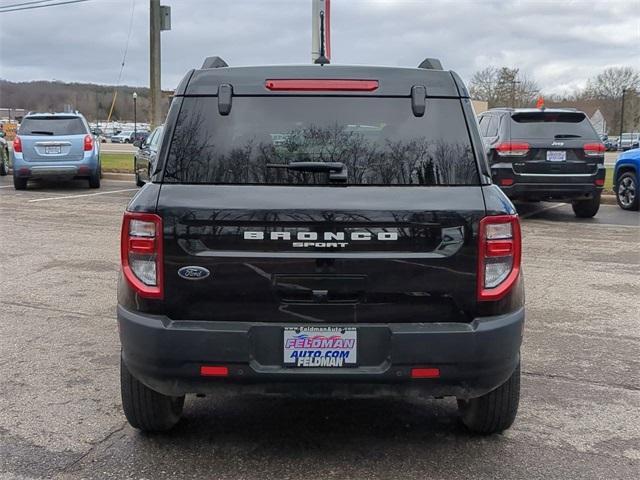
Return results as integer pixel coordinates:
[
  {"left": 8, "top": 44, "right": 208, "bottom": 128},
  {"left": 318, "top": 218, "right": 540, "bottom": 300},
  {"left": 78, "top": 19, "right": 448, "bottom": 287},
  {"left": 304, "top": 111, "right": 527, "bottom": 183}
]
[
  {"left": 28, "top": 188, "right": 137, "bottom": 203},
  {"left": 520, "top": 203, "right": 566, "bottom": 219},
  {"left": 0, "top": 185, "right": 14, "bottom": 188}
]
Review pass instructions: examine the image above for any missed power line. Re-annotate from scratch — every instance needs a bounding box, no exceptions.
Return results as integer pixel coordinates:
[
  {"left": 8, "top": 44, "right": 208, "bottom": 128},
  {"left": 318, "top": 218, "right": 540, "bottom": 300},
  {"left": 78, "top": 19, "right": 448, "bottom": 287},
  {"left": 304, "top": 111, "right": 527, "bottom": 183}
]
[
  {"left": 0, "top": 1, "right": 58, "bottom": 9},
  {"left": 106, "top": 0, "right": 137, "bottom": 124},
  {"left": 0, "top": 0, "right": 91, "bottom": 13}
]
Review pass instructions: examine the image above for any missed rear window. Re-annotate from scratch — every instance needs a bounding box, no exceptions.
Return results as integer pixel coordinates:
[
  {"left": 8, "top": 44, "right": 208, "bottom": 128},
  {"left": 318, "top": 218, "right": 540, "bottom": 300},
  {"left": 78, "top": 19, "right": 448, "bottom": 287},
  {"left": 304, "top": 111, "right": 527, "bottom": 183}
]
[
  {"left": 18, "top": 116, "right": 87, "bottom": 136},
  {"left": 163, "top": 97, "right": 479, "bottom": 185},
  {"left": 509, "top": 111, "right": 598, "bottom": 139}
]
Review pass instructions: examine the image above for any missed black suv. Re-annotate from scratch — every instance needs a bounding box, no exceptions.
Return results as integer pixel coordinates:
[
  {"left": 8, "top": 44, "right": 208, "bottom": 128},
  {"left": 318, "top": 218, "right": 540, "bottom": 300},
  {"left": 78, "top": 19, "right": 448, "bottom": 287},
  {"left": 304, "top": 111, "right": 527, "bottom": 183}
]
[
  {"left": 478, "top": 108, "right": 606, "bottom": 217},
  {"left": 118, "top": 57, "right": 524, "bottom": 435}
]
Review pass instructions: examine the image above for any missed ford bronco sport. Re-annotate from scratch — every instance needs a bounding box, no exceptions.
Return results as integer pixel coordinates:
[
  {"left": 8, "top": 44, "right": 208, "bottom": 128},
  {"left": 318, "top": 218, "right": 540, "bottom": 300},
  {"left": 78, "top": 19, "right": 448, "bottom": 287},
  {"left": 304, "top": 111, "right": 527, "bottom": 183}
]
[{"left": 118, "top": 57, "right": 525, "bottom": 435}]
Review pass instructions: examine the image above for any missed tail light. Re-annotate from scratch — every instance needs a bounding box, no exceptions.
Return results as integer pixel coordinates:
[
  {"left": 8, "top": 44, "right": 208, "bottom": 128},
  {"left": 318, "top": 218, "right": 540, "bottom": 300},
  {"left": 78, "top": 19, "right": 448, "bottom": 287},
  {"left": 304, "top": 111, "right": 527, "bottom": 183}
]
[
  {"left": 411, "top": 367, "right": 440, "bottom": 379},
  {"left": 478, "top": 215, "right": 521, "bottom": 301},
  {"left": 13, "top": 136, "right": 22, "bottom": 153},
  {"left": 583, "top": 143, "right": 605, "bottom": 157},
  {"left": 496, "top": 142, "right": 529, "bottom": 157},
  {"left": 594, "top": 178, "right": 605, "bottom": 186},
  {"left": 120, "top": 212, "right": 163, "bottom": 299},
  {"left": 200, "top": 366, "right": 229, "bottom": 377},
  {"left": 84, "top": 134, "right": 94, "bottom": 151}
]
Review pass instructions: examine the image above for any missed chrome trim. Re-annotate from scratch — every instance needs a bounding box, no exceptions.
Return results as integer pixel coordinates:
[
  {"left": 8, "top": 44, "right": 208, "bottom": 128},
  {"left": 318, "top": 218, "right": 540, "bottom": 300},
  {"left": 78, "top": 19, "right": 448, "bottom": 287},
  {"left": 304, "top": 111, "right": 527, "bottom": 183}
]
[{"left": 515, "top": 173, "right": 596, "bottom": 177}]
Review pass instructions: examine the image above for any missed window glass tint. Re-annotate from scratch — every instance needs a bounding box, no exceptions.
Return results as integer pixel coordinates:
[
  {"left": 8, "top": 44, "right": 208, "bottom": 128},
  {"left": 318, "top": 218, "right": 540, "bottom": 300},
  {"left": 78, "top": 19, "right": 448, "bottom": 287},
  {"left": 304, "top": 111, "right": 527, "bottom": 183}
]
[
  {"left": 152, "top": 127, "right": 163, "bottom": 148},
  {"left": 486, "top": 116, "right": 499, "bottom": 137},
  {"left": 478, "top": 116, "right": 488, "bottom": 136},
  {"left": 510, "top": 112, "right": 598, "bottom": 139},
  {"left": 145, "top": 129, "right": 158, "bottom": 147},
  {"left": 163, "top": 97, "right": 479, "bottom": 186},
  {"left": 19, "top": 116, "right": 87, "bottom": 136}
]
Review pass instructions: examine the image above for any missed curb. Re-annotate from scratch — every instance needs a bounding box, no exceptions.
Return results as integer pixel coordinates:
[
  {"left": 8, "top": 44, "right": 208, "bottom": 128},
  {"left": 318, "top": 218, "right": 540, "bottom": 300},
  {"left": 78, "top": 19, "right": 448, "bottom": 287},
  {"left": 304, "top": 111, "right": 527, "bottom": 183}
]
[
  {"left": 103, "top": 172, "right": 135, "bottom": 181},
  {"left": 600, "top": 195, "right": 617, "bottom": 205}
]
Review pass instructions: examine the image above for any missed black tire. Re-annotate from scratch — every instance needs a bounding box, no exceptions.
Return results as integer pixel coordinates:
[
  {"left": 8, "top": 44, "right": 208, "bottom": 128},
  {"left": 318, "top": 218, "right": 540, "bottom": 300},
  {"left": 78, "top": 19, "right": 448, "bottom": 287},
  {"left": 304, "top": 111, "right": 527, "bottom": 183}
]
[
  {"left": 571, "top": 193, "right": 601, "bottom": 218},
  {"left": 135, "top": 160, "right": 144, "bottom": 187},
  {"left": 13, "top": 175, "right": 27, "bottom": 190},
  {"left": 89, "top": 165, "right": 101, "bottom": 188},
  {"left": 120, "top": 357, "right": 185, "bottom": 432},
  {"left": 616, "top": 172, "right": 639, "bottom": 211},
  {"left": 0, "top": 148, "right": 8, "bottom": 176},
  {"left": 458, "top": 362, "right": 520, "bottom": 435}
]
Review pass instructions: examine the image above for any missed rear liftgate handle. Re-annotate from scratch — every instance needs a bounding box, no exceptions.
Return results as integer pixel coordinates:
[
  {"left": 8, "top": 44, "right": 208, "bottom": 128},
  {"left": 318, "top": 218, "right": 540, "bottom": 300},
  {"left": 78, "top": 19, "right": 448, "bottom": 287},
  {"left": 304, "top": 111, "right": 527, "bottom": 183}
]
[{"left": 411, "top": 85, "right": 427, "bottom": 117}]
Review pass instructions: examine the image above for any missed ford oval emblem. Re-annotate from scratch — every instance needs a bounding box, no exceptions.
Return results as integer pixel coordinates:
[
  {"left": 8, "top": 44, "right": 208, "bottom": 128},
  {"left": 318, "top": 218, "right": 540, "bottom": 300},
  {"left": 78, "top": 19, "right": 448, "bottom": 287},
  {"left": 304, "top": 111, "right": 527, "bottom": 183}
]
[{"left": 178, "top": 266, "right": 210, "bottom": 280}]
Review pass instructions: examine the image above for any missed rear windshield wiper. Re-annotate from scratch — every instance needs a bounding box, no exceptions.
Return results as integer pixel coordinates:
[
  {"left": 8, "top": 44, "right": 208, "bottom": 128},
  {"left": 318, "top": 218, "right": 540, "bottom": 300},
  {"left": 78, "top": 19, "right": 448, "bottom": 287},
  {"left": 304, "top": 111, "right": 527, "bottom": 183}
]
[
  {"left": 554, "top": 134, "right": 581, "bottom": 139},
  {"left": 266, "top": 162, "right": 348, "bottom": 182},
  {"left": 28, "top": 130, "right": 55, "bottom": 135}
]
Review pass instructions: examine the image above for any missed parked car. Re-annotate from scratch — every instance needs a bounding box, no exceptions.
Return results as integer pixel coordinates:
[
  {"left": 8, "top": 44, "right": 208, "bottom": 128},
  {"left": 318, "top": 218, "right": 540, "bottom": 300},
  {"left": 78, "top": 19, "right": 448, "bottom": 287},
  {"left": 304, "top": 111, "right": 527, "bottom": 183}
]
[
  {"left": 11, "top": 111, "right": 100, "bottom": 189},
  {"left": 132, "top": 131, "right": 150, "bottom": 145},
  {"left": 0, "top": 130, "right": 9, "bottom": 175},
  {"left": 601, "top": 134, "right": 615, "bottom": 152},
  {"left": 477, "top": 107, "right": 606, "bottom": 218},
  {"left": 613, "top": 147, "right": 639, "bottom": 211},
  {"left": 111, "top": 131, "right": 135, "bottom": 143},
  {"left": 133, "top": 125, "right": 163, "bottom": 186},
  {"left": 619, "top": 132, "right": 640, "bottom": 151},
  {"left": 118, "top": 56, "right": 524, "bottom": 435}
]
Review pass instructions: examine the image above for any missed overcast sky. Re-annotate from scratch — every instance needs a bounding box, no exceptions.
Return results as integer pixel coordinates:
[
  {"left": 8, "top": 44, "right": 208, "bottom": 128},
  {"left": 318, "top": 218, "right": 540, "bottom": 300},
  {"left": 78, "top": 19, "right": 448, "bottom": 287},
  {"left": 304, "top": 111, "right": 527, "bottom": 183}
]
[{"left": 0, "top": 0, "right": 638, "bottom": 95}]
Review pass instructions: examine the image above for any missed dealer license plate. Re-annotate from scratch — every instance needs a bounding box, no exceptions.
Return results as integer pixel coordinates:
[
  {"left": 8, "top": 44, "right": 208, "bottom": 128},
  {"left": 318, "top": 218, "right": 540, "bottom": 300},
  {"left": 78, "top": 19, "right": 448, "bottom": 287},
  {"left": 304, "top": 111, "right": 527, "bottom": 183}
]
[
  {"left": 283, "top": 326, "right": 357, "bottom": 367},
  {"left": 546, "top": 150, "right": 566, "bottom": 162},
  {"left": 45, "top": 146, "right": 62, "bottom": 154}
]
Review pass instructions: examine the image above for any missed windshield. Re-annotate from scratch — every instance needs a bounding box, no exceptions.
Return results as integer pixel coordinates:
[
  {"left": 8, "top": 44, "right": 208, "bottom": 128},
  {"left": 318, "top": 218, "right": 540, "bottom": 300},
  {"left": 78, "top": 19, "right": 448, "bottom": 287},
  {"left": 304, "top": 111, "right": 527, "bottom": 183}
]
[
  {"left": 18, "top": 116, "right": 87, "bottom": 136},
  {"left": 509, "top": 111, "right": 598, "bottom": 140},
  {"left": 163, "top": 97, "right": 479, "bottom": 186}
]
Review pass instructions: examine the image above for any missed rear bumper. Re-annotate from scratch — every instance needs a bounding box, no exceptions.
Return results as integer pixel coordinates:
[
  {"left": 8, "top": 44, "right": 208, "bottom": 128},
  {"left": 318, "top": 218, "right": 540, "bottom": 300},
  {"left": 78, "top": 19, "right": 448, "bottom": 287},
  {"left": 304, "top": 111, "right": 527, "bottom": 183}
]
[
  {"left": 492, "top": 163, "right": 604, "bottom": 200},
  {"left": 118, "top": 305, "right": 524, "bottom": 399},
  {"left": 12, "top": 151, "right": 99, "bottom": 178}
]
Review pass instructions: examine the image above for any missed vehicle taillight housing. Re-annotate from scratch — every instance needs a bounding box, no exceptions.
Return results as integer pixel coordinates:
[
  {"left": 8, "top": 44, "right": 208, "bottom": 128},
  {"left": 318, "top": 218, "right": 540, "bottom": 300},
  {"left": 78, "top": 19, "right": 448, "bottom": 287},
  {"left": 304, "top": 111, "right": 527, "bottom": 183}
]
[
  {"left": 264, "top": 79, "right": 379, "bottom": 92},
  {"left": 13, "top": 136, "right": 22, "bottom": 153},
  {"left": 477, "top": 215, "right": 521, "bottom": 301},
  {"left": 583, "top": 143, "right": 605, "bottom": 157},
  {"left": 84, "top": 134, "right": 94, "bottom": 151},
  {"left": 496, "top": 142, "right": 529, "bottom": 157},
  {"left": 121, "top": 212, "right": 163, "bottom": 299}
]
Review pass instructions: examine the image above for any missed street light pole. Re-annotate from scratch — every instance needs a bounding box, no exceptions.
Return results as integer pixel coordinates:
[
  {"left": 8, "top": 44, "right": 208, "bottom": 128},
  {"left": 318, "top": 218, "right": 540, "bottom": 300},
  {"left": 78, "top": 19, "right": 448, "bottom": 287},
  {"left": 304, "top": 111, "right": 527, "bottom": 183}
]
[
  {"left": 133, "top": 92, "right": 138, "bottom": 140},
  {"left": 618, "top": 88, "right": 626, "bottom": 150}
]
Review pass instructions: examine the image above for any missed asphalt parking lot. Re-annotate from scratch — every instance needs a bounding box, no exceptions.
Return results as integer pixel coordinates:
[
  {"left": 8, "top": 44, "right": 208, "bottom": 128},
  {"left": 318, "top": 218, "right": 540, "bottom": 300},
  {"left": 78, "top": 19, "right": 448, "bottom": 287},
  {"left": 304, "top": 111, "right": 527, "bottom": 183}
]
[{"left": 0, "top": 177, "right": 638, "bottom": 480}]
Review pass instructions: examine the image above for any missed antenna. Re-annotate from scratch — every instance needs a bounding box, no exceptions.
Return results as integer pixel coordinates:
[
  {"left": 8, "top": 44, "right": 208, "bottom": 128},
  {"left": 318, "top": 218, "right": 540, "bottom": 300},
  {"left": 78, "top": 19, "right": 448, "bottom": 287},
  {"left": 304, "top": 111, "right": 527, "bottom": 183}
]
[{"left": 314, "top": 10, "right": 330, "bottom": 65}]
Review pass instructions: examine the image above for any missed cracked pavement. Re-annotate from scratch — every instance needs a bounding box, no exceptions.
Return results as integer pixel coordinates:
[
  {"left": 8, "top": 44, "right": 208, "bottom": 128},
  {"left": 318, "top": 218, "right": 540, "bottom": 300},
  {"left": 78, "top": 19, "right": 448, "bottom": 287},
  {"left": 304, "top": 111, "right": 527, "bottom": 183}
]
[{"left": 0, "top": 177, "right": 638, "bottom": 479}]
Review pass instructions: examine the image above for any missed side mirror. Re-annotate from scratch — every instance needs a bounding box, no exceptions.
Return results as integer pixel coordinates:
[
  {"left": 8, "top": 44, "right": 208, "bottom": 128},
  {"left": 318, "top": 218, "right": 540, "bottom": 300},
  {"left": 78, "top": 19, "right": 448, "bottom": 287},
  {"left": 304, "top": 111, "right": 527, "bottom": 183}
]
[{"left": 133, "top": 140, "right": 142, "bottom": 148}]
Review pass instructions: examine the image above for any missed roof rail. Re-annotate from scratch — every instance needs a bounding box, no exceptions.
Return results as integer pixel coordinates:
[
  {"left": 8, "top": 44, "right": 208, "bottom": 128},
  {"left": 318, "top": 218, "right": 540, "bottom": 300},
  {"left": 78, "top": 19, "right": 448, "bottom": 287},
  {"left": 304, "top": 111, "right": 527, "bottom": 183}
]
[
  {"left": 418, "top": 58, "right": 443, "bottom": 70},
  {"left": 201, "top": 56, "right": 228, "bottom": 69}
]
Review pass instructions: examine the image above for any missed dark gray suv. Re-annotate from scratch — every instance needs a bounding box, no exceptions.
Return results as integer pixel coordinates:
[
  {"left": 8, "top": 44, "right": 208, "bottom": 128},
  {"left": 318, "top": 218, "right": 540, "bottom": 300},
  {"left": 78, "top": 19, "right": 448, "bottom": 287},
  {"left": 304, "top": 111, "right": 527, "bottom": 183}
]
[{"left": 478, "top": 108, "right": 606, "bottom": 218}]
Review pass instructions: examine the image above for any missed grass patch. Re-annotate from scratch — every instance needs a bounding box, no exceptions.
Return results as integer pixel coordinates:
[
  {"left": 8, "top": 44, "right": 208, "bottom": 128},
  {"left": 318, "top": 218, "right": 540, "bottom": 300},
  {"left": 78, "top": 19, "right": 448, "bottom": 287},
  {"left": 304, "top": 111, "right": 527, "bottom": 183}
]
[
  {"left": 604, "top": 167, "right": 614, "bottom": 193},
  {"left": 101, "top": 152, "right": 134, "bottom": 173}
]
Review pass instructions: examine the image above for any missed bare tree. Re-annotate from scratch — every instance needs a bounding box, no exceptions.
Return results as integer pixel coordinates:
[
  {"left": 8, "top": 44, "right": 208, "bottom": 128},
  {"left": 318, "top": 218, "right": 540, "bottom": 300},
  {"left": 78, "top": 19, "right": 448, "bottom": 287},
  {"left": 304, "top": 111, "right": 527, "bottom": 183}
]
[
  {"left": 469, "top": 67, "right": 539, "bottom": 108},
  {"left": 584, "top": 67, "right": 640, "bottom": 99}
]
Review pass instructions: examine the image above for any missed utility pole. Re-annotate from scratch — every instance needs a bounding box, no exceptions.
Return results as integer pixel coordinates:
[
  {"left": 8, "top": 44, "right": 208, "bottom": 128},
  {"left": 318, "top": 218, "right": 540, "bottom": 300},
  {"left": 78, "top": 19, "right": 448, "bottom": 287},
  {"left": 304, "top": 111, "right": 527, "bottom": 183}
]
[
  {"left": 618, "top": 88, "right": 626, "bottom": 148},
  {"left": 150, "top": 1, "right": 170, "bottom": 127},
  {"left": 510, "top": 79, "right": 521, "bottom": 108},
  {"left": 150, "top": 0, "right": 161, "bottom": 128}
]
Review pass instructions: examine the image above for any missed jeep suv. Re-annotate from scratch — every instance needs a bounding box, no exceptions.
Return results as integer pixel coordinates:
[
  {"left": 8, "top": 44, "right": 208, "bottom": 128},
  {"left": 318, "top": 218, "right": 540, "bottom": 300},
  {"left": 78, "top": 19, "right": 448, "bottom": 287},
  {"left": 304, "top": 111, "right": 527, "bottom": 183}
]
[
  {"left": 118, "top": 57, "right": 524, "bottom": 435},
  {"left": 478, "top": 108, "right": 606, "bottom": 218},
  {"left": 12, "top": 111, "right": 100, "bottom": 189}
]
